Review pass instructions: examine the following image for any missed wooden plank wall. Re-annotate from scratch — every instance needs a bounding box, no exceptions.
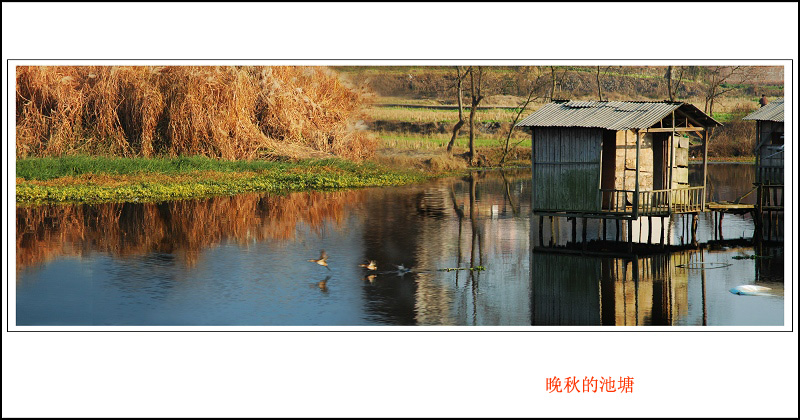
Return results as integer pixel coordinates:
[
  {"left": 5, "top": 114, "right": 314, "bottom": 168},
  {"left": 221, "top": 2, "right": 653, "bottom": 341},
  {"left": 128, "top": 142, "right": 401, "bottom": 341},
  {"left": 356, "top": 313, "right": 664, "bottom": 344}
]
[
  {"left": 533, "top": 127, "right": 602, "bottom": 212},
  {"left": 757, "top": 121, "right": 784, "bottom": 184}
]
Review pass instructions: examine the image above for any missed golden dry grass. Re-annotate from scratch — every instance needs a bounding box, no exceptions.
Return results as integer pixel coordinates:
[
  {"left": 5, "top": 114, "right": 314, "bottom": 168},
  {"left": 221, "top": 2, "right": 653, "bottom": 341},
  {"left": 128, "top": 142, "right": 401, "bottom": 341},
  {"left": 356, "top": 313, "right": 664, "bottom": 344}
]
[
  {"left": 16, "top": 66, "right": 376, "bottom": 161},
  {"left": 366, "top": 105, "right": 524, "bottom": 124}
]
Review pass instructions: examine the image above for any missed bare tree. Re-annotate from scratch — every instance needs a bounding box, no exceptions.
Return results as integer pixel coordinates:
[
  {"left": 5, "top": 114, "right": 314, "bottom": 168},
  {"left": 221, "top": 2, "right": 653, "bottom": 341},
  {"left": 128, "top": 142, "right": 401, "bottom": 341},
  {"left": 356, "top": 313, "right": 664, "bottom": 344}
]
[
  {"left": 665, "top": 65, "right": 685, "bottom": 101},
  {"left": 549, "top": 66, "right": 557, "bottom": 100},
  {"left": 595, "top": 65, "right": 614, "bottom": 101},
  {"left": 500, "top": 67, "right": 545, "bottom": 166},
  {"left": 547, "top": 66, "right": 570, "bottom": 101},
  {"left": 467, "top": 66, "right": 485, "bottom": 165},
  {"left": 446, "top": 66, "right": 471, "bottom": 153},
  {"left": 699, "top": 66, "right": 747, "bottom": 117},
  {"left": 698, "top": 66, "right": 767, "bottom": 138}
]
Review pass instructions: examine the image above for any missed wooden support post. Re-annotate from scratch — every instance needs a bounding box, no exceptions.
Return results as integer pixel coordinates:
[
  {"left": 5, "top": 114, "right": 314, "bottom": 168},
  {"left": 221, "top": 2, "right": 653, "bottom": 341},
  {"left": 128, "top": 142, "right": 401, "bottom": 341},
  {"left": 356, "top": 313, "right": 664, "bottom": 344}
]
[
  {"left": 660, "top": 216, "right": 666, "bottom": 247},
  {"left": 701, "top": 251, "right": 707, "bottom": 326},
  {"left": 531, "top": 128, "right": 536, "bottom": 213},
  {"left": 691, "top": 213, "right": 699, "bottom": 247},
  {"left": 602, "top": 218, "right": 607, "bottom": 241},
  {"left": 774, "top": 210, "right": 779, "bottom": 240},
  {"left": 571, "top": 217, "right": 577, "bottom": 244},
  {"left": 711, "top": 212, "right": 716, "bottom": 240},
  {"left": 767, "top": 211, "right": 773, "bottom": 242},
  {"left": 615, "top": 219, "right": 620, "bottom": 242},
  {"left": 627, "top": 219, "right": 633, "bottom": 252},
  {"left": 549, "top": 216, "right": 555, "bottom": 246},
  {"left": 772, "top": 186, "right": 778, "bottom": 209},
  {"left": 581, "top": 217, "right": 587, "bottom": 249},
  {"left": 702, "top": 128, "right": 709, "bottom": 211},
  {"left": 751, "top": 209, "right": 762, "bottom": 244},
  {"left": 755, "top": 121, "right": 761, "bottom": 184},
  {"left": 538, "top": 215, "right": 544, "bottom": 247},
  {"left": 669, "top": 110, "right": 676, "bottom": 212},
  {"left": 718, "top": 212, "right": 724, "bottom": 240},
  {"left": 634, "top": 129, "right": 641, "bottom": 219},
  {"left": 647, "top": 216, "right": 652, "bottom": 245}
]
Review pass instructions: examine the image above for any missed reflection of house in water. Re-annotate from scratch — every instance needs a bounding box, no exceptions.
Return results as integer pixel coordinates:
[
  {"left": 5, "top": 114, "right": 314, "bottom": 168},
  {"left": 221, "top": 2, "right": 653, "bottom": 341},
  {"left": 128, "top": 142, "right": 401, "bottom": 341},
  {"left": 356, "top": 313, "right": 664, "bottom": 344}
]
[{"left": 531, "top": 251, "right": 698, "bottom": 326}]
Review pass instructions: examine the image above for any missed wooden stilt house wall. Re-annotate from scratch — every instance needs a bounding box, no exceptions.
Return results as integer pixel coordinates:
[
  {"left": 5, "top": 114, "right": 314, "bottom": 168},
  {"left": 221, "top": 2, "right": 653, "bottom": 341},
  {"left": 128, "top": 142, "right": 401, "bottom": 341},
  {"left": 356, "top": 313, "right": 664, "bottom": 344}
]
[{"left": 518, "top": 101, "right": 721, "bottom": 218}]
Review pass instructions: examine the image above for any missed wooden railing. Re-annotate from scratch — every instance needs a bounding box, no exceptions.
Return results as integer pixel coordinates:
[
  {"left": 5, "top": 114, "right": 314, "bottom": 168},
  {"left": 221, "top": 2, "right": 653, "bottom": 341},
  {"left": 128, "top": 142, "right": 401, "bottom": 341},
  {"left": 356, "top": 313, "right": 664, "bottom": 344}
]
[
  {"left": 758, "top": 184, "right": 784, "bottom": 211},
  {"left": 600, "top": 187, "right": 705, "bottom": 215},
  {"left": 600, "top": 189, "right": 634, "bottom": 213}
]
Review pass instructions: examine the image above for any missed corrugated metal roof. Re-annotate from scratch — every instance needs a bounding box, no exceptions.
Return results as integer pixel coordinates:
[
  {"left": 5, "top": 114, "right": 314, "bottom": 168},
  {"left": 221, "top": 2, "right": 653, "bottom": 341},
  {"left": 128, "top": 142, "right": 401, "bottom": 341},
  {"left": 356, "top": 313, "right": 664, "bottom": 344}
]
[
  {"left": 516, "top": 100, "right": 720, "bottom": 130},
  {"left": 743, "top": 99, "right": 784, "bottom": 122}
]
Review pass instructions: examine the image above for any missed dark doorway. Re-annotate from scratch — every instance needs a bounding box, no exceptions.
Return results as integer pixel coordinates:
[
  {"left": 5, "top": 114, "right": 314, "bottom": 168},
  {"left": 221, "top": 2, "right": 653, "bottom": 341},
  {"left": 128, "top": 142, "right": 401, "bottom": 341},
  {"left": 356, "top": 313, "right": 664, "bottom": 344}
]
[
  {"left": 652, "top": 133, "right": 670, "bottom": 190},
  {"left": 601, "top": 130, "right": 617, "bottom": 209}
]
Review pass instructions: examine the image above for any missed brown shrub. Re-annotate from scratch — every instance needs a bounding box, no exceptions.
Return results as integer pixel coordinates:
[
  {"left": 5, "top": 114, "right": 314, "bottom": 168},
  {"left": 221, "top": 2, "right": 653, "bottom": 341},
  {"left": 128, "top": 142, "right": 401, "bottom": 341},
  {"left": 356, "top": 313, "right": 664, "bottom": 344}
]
[
  {"left": 707, "top": 103, "right": 758, "bottom": 157},
  {"left": 16, "top": 66, "right": 375, "bottom": 160}
]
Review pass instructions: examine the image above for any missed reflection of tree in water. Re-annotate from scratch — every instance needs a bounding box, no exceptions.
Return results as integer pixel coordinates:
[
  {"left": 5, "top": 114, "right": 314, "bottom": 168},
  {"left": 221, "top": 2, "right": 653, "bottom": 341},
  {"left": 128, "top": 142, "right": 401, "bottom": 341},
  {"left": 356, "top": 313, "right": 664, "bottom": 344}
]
[
  {"left": 16, "top": 190, "right": 364, "bottom": 271},
  {"left": 357, "top": 186, "right": 425, "bottom": 325},
  {"left": 358, "top": 170, "right": 531, "bottom": 325}
]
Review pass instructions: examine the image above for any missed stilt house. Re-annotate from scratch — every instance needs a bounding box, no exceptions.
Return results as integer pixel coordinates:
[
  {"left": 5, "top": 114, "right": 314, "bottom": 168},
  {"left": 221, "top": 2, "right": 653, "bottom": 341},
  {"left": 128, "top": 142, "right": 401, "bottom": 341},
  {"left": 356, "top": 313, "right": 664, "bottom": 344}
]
[
  {"left": 743, "top": 99, "right": 784, "bottom": 185},
  {"left": 517, "top": 101, "right": 721, "bottom": 218}
]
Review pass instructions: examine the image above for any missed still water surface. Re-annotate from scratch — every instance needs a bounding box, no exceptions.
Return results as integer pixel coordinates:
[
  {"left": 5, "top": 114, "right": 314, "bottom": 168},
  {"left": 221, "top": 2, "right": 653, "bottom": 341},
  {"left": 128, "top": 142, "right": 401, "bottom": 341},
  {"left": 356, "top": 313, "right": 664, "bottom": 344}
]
[{"left": 16, "top": 164, "right": 784, "bottom": 326}]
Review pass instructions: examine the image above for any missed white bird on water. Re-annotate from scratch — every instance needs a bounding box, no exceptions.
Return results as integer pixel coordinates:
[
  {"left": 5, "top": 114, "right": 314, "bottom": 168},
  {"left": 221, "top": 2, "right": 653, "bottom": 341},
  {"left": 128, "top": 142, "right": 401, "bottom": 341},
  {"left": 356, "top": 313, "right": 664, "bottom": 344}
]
[{"left": 730, "top": 285, "right": 771, "bottom": 296}]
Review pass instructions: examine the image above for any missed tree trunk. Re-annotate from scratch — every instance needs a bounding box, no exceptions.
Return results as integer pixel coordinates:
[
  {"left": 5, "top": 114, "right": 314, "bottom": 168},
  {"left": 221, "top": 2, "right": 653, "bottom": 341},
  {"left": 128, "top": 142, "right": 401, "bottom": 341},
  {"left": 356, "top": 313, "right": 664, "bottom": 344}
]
[
  {"left": 468, "top": 67, "right": 483, "bottom": 165},
  {"left": 446, "top": 66, "right": 468, "bottom": 153},
  {"left": 596, "top": 66, "right": 603, "bottom": 101},
  {"left": 666, "top": 65, "right": 673, "bottom": 101},
  {"left": 468, "top": 95, "right": 477, "bottom": 165}
]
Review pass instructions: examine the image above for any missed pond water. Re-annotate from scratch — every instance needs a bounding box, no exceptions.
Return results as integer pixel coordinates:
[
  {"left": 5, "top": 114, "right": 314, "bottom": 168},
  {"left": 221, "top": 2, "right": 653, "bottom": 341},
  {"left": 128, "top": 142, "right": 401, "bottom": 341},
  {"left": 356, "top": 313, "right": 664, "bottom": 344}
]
[{"left": 15, "top": 164, "right": 785, "bottom": 326}]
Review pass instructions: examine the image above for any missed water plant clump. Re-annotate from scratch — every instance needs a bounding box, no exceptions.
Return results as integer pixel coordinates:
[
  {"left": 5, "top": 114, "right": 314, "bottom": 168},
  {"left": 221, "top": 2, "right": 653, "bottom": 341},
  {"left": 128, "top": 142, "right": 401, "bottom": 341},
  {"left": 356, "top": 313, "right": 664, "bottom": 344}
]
[{"left": 438, "top": 266, "right": 486, "bottom": 272}]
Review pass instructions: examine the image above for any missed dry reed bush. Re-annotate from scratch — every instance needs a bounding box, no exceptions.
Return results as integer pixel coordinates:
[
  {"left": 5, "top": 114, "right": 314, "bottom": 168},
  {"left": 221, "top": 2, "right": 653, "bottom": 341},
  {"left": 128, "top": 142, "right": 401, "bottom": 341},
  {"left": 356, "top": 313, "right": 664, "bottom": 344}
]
[
  {"left": 16, "top": 190, "right": 365, "bottom": 270},
  {"left": 16, "top": 66, "right": 375, "bottom": 160},
  {"left": 708, "top": 103, "right": 758, "bottom": 157},
  {"left": 427, "top": 153, "right": 468, "bottom": 172}
]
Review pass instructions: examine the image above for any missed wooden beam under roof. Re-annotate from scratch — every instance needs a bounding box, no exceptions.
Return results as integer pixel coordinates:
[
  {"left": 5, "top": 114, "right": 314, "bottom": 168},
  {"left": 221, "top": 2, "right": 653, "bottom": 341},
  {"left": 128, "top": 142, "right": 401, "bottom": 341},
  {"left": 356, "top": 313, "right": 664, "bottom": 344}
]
[{"left": 645, "top": 127, "right": 705, "bottom": 133}]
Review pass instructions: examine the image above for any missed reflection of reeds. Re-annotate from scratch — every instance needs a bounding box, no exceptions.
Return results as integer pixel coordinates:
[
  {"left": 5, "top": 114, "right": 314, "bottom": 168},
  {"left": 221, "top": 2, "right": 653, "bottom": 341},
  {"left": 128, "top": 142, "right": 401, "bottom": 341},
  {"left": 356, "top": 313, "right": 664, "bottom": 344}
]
[
  {"left": 16, "top": 190, "right": 365, "bottom": 271},
  {"left": 16, "top": 66, "right": 375, "bottom": 160}
]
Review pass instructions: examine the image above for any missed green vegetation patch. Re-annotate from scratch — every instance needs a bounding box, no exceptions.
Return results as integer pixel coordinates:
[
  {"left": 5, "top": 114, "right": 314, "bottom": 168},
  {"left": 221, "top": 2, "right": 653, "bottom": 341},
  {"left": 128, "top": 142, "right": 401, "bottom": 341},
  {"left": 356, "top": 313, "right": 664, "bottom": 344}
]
[
  {"left": 16, "top": 156, "right": 430, "bottom": 204},
  {"left": 17, "top": 155, "right": 302, "bottom": 181}
]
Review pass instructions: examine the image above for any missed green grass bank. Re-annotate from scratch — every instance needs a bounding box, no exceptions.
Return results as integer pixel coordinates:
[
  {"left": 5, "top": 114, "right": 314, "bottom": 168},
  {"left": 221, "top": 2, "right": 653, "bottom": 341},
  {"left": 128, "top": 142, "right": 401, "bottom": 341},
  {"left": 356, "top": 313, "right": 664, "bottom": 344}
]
[{"left": 16, "top": 156, "right": 432, "bottom": 205}]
